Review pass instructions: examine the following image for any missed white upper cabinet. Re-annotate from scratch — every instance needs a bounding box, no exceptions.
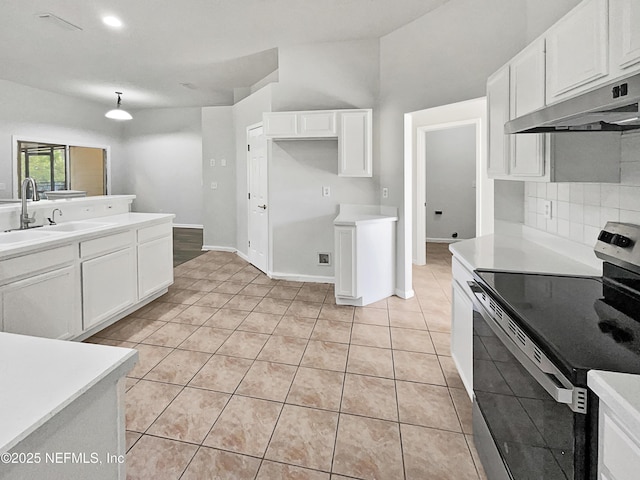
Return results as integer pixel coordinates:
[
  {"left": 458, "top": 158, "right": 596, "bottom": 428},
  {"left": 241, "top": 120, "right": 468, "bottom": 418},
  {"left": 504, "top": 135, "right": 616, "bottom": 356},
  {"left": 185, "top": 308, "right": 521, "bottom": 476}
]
[
  {"left": 264, "top": 108, "right": 373, "bottom": 177},
  {"left": 338, "top": 110, "right": 372, "bottom": 177},
  {"left": 609, "top": 0, "right": 640, "bottom": 78},
  {"left": 263, "top": 112, "right": 298, "bottom": 137},
  {"left": 546, "top": 0, "right": 609, "bottom": 104},
  {"left": 300, "top": 111, "right": 337, "bottom": 137},
  {"left": 509, "top": 39, "right": 546, "bottom": 177},
  {"left": 264, "top": 111, "right": 337, "bottom": 138},
  {"left": 487, "top": 65, "right": 511, "bottom": 177}
]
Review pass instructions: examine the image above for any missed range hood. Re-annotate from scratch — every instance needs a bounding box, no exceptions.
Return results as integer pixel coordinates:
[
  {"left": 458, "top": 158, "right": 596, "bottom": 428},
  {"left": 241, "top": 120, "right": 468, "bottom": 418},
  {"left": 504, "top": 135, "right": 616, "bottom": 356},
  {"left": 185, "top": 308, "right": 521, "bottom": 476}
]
[{"left": 505, "top": 72, "right": 640, "bottom": 134}]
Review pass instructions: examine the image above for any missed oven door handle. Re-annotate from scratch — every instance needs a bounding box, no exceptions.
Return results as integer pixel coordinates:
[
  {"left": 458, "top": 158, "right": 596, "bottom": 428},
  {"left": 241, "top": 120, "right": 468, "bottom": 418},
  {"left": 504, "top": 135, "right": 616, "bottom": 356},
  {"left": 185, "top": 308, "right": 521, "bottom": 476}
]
[{"left": 468, "top": 282, "right": 583, "bottom": 411}]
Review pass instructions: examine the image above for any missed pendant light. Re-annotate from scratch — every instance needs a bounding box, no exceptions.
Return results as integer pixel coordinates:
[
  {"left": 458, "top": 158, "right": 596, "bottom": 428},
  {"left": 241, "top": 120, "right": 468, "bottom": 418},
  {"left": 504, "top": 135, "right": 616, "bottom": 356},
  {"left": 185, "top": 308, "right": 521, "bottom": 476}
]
[{"left": 105, "top": 91, "right": 132, "bottom": 120}]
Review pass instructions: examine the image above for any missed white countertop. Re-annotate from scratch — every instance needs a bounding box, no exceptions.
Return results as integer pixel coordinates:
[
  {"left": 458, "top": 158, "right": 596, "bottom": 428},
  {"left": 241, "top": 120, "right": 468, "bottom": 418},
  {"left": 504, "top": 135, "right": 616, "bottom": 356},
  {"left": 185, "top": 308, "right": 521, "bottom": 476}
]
[
  {"left": 0, "top": 332, "right": 137, "bottom": 452},
  {"left": 334, "top": 203, "right": 398, "bottom": 226},
  {"left": 0, "top": 212, "right": 174, "bottom": 259},
  {"left": 334, "top": 213, "right": 398, "bottom": 226},
  {"left": 449, "top": 233, "right": 601, "bottom": 276},
  {"left": 588, "top": 370, "right": 640, "bottom": 437}
]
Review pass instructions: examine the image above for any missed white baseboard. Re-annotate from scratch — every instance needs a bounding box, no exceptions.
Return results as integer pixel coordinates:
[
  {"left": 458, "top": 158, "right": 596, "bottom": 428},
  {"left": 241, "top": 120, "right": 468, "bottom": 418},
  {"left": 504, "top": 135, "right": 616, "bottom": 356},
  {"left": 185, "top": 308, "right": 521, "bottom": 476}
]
[
  {"left": 270, "top": 272, "right": 334, "bottom": 284},
  {"left": 201, "top": 245, "right": 237, "bottom": 252},
  {"left": 236, "top": 250, "right": 250, "bottom": 263},
  {"left": 173, "top": 223, "right": 203, "bottom": 229},
  {"left": 395, "top": 288, "right": 415, "bottom": 299}
]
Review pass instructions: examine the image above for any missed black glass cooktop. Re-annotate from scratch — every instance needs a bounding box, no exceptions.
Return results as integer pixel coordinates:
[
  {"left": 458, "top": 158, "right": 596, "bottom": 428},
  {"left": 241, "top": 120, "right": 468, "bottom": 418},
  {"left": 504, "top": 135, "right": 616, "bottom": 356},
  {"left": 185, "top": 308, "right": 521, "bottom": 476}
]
[{"left": 474, "top": 267, "right": 640, "bottom": 385}]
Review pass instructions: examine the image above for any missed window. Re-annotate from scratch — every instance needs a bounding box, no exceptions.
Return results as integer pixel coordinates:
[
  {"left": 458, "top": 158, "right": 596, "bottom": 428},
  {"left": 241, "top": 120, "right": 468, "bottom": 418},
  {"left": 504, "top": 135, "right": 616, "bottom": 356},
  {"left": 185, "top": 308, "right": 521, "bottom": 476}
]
[
  {"left": 16, "top": 141, "right": 107, "bottom": 198},
  {"left": 18, "top": 142, "right": 67, "bottom": 197}
]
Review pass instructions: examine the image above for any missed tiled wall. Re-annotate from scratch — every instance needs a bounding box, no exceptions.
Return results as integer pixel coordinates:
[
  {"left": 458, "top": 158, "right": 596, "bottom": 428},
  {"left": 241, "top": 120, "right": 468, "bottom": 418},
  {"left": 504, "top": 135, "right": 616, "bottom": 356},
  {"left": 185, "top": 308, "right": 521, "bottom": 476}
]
[
  {"left": 523, "top": 183, "right": 640, "bottom": 246},
  {"left": 523, "top": 133, "right": 640, "bottom": 246}
]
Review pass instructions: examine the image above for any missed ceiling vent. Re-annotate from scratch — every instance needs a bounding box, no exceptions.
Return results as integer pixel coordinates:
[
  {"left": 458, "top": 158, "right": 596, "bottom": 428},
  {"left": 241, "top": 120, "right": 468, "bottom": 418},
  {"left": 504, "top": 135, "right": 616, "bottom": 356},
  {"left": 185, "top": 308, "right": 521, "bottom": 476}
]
[{"left": 36, "top": 13, "right": 83, "bottom": 32}]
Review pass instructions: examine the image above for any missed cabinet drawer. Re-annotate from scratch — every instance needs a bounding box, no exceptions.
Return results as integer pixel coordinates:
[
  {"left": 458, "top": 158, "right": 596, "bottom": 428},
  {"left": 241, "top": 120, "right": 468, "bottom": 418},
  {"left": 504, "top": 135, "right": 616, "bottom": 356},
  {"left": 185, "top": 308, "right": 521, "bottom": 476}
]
[
  {"left": 81, "top": 231, "right": 134, "bottom": 258},
  {"left": 600, "top": 406, "right": 640, "bottom": 479},
  {"left": 452, "top": 256, "right": 474, "bottom": 288},
  {"left": 138, "top": 222, "right": 172, "bottom": 243},
  {"left": 0, "top": 245, "right": 76, "bottom": 284}
]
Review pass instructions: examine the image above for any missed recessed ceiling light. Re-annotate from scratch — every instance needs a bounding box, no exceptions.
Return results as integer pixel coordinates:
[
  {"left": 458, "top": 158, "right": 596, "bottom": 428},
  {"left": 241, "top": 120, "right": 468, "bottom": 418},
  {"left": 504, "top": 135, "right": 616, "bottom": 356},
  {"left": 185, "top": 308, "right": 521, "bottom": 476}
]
[{"left": 102, "top": 16, "right": 123, "bottom": 28}]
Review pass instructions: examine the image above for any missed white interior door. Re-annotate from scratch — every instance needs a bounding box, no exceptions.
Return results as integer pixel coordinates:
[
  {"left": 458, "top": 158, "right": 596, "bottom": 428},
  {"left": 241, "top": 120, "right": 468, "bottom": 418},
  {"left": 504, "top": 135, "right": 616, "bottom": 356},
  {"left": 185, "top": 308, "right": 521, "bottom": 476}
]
[{"left": 248, "top": 126, "right": 268, "bottom": 273}]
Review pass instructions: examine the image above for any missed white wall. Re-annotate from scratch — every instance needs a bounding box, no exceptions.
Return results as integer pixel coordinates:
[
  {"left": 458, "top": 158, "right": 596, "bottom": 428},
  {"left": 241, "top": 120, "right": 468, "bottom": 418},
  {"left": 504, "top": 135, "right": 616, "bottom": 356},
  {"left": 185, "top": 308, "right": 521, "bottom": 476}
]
[
  {"left": 202, "top": 106, "right": 236, "bottom": 248},
  {"left": 378, "top": 0, "right": 582, "bottom": 294},
  {"left": 265, "top": 40, "right": 380, "bottom": 278},
  {"left": 0, "top": 79, "right": 125, "bottom": 199},
  {"left": 270, "top": 140, "right": 377, "bottom": 278},
  {"left": 425, "top": 125, "right": 476, "bottom": 240},
  {"left": 523, "top": 133, "right": 640, "bottom": 247},
  {"left": 122, "top": 108, "right": 203, "bottom": 225}
]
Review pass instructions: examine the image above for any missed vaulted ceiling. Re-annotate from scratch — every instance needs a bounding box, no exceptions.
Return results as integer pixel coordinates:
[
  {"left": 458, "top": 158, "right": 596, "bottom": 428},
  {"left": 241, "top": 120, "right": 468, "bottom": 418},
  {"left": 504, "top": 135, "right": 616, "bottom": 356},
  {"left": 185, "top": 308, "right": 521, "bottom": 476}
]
[{"left": 0, "top": 0, "right": 449, "bottom": 109}]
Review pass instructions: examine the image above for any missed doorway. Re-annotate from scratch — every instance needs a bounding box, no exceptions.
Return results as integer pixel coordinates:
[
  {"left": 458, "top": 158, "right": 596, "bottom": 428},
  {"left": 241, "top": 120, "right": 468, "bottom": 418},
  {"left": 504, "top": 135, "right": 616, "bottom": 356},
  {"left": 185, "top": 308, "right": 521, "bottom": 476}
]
[
  {"left": 406, "top": 97, "right": 491, "bottom": 268},
  {"left": 247, "top": 125, "right": 269, "bottom": 273},
  {"left": 423, "top": 124, "right": 477, "bottom": 245}
]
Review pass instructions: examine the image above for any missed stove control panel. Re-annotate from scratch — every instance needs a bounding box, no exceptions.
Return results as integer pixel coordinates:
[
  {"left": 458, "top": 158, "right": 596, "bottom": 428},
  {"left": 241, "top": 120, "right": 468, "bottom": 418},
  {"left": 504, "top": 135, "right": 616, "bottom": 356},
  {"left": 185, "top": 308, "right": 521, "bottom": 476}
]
[{"left": 595, "top": 222, "right": 640, "bottom": 272}]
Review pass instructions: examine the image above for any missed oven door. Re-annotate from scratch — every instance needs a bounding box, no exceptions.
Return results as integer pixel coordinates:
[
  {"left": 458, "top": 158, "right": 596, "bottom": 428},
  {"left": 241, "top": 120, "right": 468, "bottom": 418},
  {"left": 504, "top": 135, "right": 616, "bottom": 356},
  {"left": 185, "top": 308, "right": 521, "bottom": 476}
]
[{"left": 469, "top": 282, "right": 588, "bottom": 480}]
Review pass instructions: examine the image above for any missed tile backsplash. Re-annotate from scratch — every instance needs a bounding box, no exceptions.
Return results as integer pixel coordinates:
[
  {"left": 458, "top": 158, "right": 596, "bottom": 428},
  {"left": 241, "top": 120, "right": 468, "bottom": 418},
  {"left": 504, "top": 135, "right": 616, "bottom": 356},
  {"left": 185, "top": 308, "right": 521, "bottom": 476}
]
[
  {"left": 524, "top": 182, "right": 640, "bottom": 246},
  {"left": 524, "top": 132, "right": 640, "bottom": 247}
]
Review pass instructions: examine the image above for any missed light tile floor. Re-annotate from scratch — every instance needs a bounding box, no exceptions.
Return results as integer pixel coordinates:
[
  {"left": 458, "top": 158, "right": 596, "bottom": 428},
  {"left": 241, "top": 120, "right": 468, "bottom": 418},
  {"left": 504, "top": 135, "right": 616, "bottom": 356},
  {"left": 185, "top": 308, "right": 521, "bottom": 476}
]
[{"left": 87, "top": 243, "right": 487, "bottom": 480}]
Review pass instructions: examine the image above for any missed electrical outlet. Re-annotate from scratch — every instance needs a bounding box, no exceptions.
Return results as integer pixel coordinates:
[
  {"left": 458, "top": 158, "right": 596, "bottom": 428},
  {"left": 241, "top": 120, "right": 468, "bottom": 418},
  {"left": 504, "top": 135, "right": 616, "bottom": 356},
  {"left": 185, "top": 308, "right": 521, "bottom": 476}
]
[
  {"left": 322, "top": 186, "right": 330, "bottom": 197},
  {"left": 211, "top": 182, "right": 218, "bottom": 190},
  {"left": 543, "top": 200, "right": 552, "bottom": 219},
  {"left": 210, "top": 158, "right": 215, "bottom": 167},
  {"left": 382, "top": 187, "right": 389, "bottom": 199},
  {"left": 221, "top": 159, "right": 227, "bottom": 167}
]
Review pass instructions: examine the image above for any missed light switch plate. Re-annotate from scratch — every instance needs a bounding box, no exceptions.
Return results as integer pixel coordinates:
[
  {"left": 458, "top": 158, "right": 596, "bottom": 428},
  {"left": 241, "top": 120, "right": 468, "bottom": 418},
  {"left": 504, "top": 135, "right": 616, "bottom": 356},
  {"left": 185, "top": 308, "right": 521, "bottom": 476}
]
[
  {"left": 210, "top": 159, "right": 215, "bottom": 167},
  {"left": 221, "top": 159, "right": 227, "bottom": 167},
  {"left": 211, "top": 182, "right": 218, "bottom": 190}
]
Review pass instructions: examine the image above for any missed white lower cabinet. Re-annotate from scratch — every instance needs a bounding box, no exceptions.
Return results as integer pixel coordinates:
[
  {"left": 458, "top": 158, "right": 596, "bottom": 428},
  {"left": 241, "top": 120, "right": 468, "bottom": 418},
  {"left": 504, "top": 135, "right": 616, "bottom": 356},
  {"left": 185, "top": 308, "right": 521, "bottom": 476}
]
[
  {"left": 2, "top": 265, "right": 80, "bottom": 340},
  {"left": 82, "top": 248, "right": 136, "bottom": 330},
  {"left": 138, "top": 234, "right": 173, "bottom": 299},
  {"left": 598, "top": 402, "right": 640, "bottom": 480},
  {"left": 451, "top": 257, "right": 475, "bottom": 399}
]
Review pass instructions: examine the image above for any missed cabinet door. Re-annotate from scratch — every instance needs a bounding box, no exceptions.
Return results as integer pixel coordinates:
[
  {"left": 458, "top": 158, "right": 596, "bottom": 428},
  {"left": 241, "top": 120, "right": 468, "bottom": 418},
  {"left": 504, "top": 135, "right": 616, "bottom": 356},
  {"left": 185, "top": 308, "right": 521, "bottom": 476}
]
[
  {"left": 82, "top": 248, "right": 136, "bottom": 330},
  {"left": 334, "top": 226, "right": 356, "bottom": 298},
  {"left": 487, "top": 66, "right": 510, "bottom": 177},
  {"left": 451, "top": 280, "right": 474, "bottom": 398},
  {"left": 263, "top": 113, "right": 298, "bottom": 137},
  {"left": 546, "top": 0, "right": 608, "bottom": 103},
  {"left": 609, "top": 0, "right": 640, "bottom": 78},
  {"left": 138, "top": 235, "right": 173, "bottom": 299},
  {"left": 3, "top": 265, "right": 80, "bottom": 339},
  {"left": 299, "top": 111, "right": 336, "bottom": 137},
  {"left": 509, "top": 39, "right": 547, "bottom": 178},
  {"left": 338, "top": 110, "right": 372, "bottom": 177}
]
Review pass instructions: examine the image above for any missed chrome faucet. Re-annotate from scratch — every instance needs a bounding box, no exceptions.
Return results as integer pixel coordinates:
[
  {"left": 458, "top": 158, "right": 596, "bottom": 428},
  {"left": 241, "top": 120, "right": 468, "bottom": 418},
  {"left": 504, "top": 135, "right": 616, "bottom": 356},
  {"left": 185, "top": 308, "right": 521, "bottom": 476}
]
[
  {"left": 48, "top": 208, "right": 63, "bottom": 225},
  {"left": 20, "top": 177, "right": 40, "bottom": 229}
]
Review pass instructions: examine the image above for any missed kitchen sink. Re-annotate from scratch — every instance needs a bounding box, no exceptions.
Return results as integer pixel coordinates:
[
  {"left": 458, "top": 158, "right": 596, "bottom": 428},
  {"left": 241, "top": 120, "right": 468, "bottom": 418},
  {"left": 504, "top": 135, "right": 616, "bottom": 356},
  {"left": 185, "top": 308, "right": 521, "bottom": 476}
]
[
  {"left": 43, "top": 221, "right": 114, "bottom": 232},
  {"left": 0, "top": 229, "right": 59, "bottom": 245}
]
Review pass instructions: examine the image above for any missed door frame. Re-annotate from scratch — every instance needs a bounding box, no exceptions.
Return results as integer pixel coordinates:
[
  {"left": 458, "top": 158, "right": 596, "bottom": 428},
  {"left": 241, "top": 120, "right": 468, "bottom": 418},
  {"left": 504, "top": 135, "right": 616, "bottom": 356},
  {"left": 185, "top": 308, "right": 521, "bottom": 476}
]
[
  {"left": 11, "top": 135, "right": 111, "bottom": 198},
  {"left": 405, "top": 97, "right": 491, "bottom": 267},
  {"left": 246, "top": 122, "right": 270, "bottom": 274}
]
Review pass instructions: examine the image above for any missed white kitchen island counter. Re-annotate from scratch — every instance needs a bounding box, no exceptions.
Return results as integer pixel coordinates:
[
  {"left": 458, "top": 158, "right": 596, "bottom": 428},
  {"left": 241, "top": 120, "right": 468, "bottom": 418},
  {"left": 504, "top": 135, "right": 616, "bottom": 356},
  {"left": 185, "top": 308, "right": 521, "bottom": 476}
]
[{"left": 0, "top": 332, "right": 137, "bottom": 479}]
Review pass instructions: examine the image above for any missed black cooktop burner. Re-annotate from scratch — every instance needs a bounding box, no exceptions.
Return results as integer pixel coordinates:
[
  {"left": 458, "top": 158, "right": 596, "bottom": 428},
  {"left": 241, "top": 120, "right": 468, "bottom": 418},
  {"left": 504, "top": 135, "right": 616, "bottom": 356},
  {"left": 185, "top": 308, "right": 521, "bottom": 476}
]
[{"left": 474, "top": 266, "right": 640, "bottom": 385}]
